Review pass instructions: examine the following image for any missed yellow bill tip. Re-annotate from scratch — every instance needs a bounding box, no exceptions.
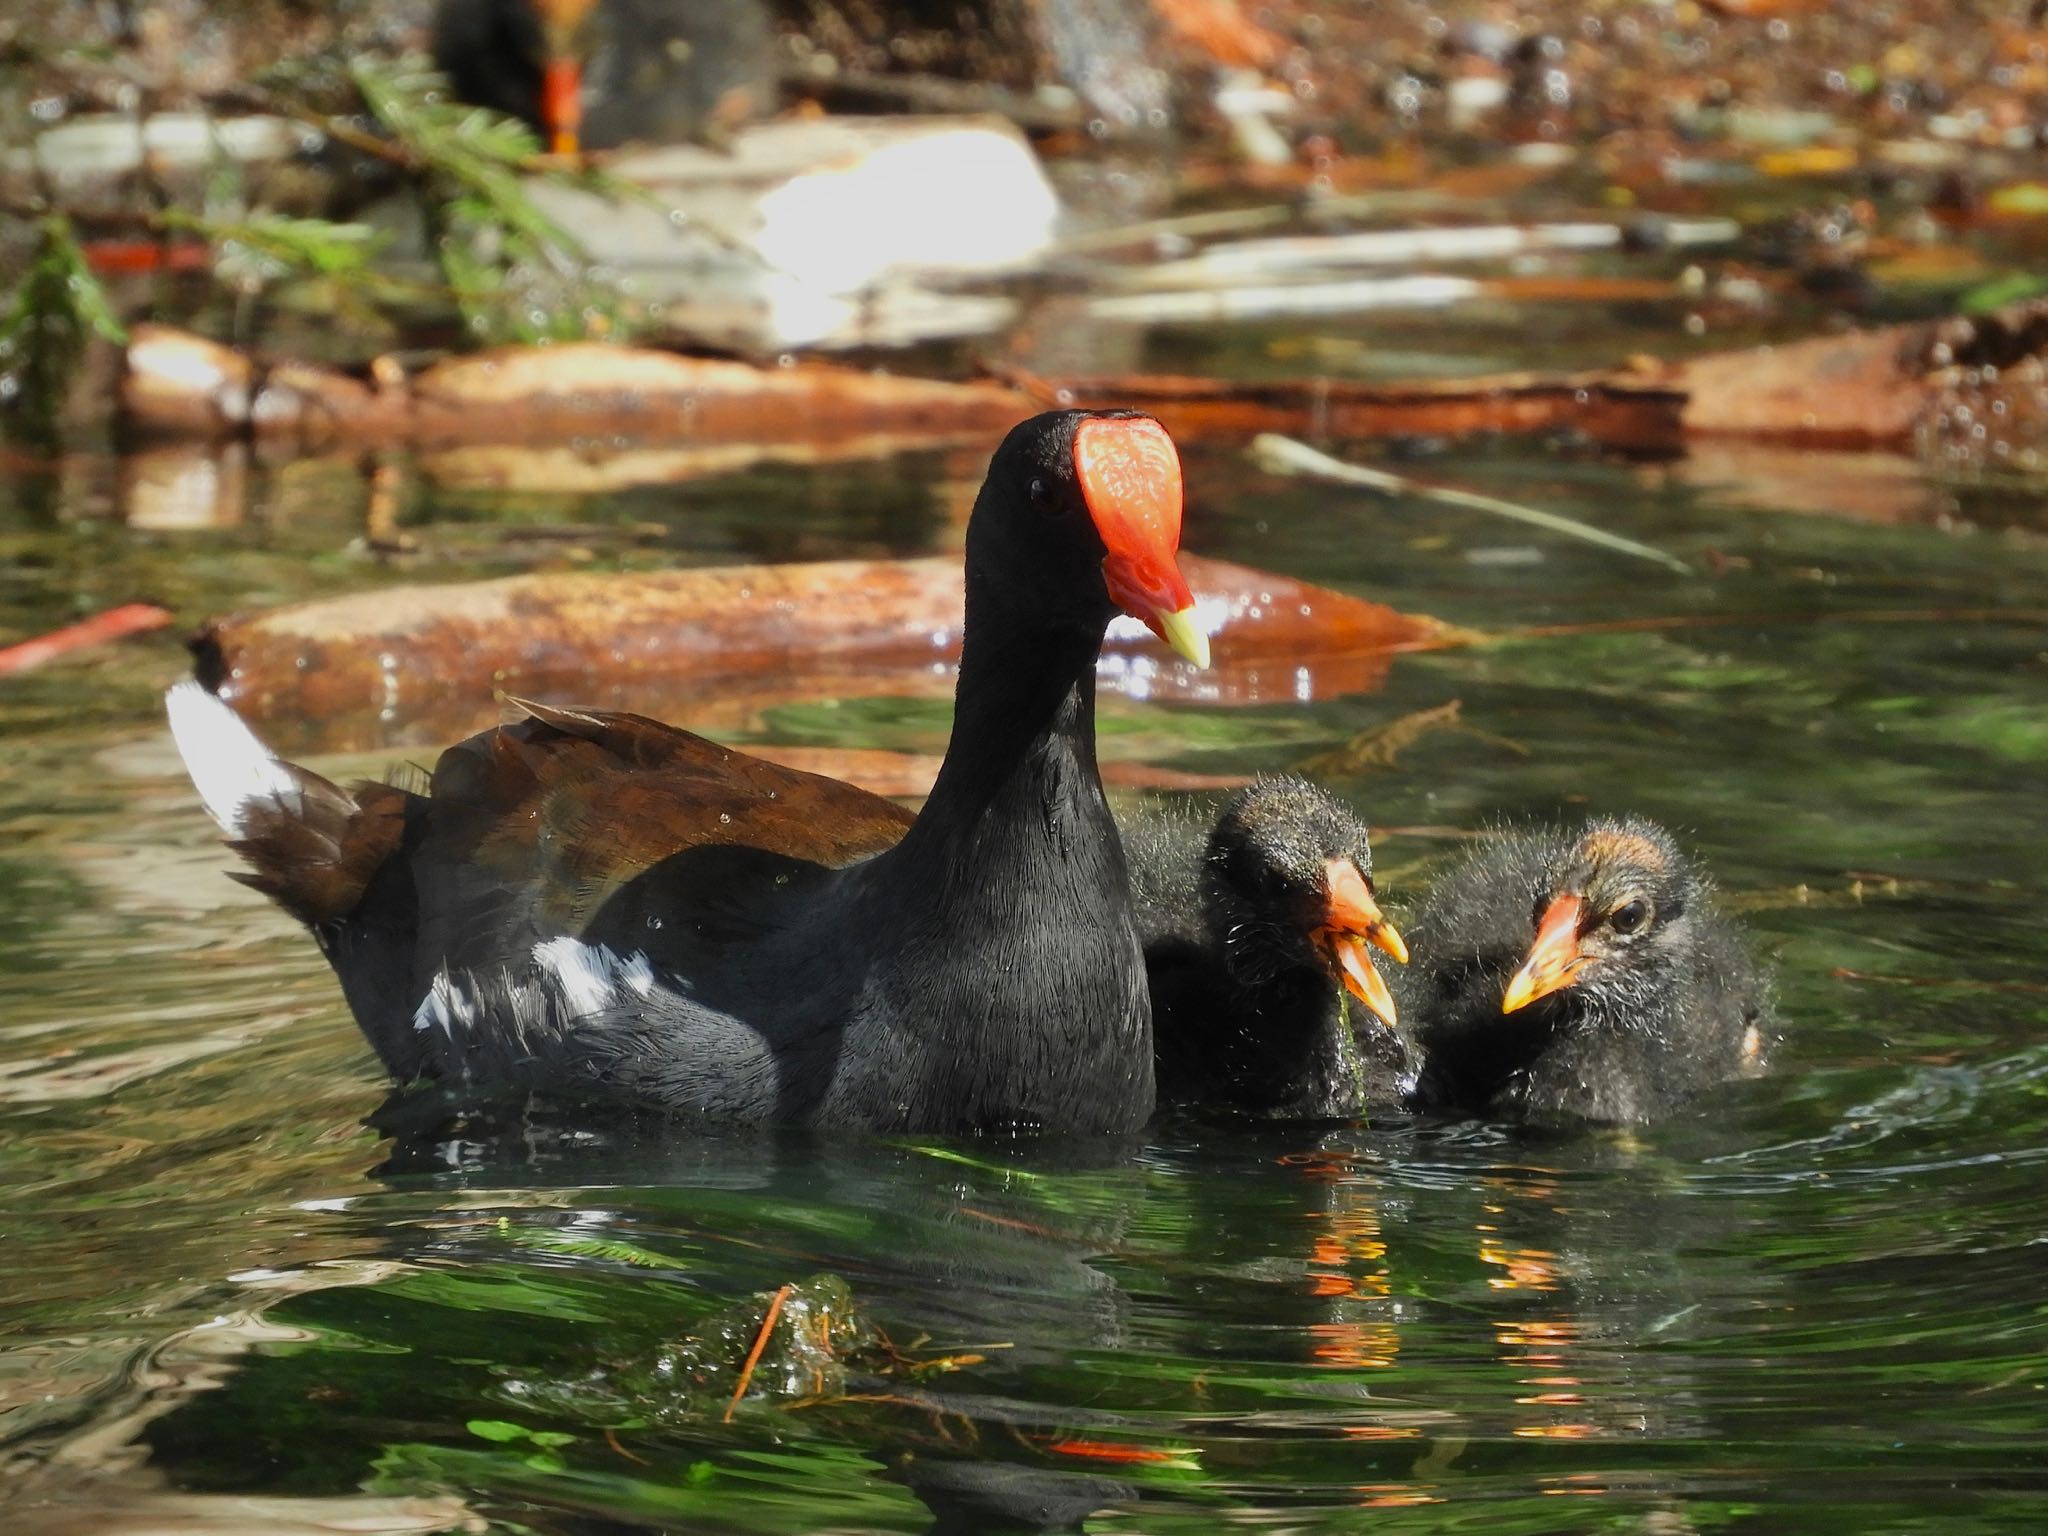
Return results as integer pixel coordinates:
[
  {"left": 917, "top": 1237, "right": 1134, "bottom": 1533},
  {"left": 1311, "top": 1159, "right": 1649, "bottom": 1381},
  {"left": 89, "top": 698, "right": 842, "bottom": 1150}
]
[
  {"left": 1334, "top": 935, "right": 1399, "bottom": 1030},
  {"left": 1152, "top": 603, "right": 1210, "bottom": 669}
]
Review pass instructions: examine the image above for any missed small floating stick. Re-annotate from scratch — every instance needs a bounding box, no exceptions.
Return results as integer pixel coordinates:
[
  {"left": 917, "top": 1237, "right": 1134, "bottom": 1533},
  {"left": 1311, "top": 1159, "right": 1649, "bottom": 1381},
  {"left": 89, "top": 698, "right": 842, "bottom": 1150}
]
[{"left": 724, "top": 1284, "right": 795, "bottom": 1424}]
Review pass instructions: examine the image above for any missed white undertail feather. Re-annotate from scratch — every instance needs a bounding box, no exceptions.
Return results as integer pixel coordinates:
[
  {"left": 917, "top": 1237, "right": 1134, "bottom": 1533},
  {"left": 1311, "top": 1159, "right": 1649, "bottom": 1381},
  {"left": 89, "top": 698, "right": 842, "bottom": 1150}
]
[{"left": 164, "top": 681, "right": 303, "bottom": 837}]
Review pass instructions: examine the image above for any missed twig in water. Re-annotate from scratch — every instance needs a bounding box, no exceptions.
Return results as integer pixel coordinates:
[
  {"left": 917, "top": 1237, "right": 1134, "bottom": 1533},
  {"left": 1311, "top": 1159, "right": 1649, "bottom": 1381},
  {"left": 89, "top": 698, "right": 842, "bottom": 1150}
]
[
  {"left": 0, "top": 604, "right": 172, "bottom": 676},
  {"left": 603, "top": 1426, "right": 649, "bottom": 1465},
  {"left": 1296, "top": 698, "right": 1530, "bottom": 778},
  {"left": 1251, "top": 431, "right": 1691, "bottom": 574},
  {"left": 724, "top": 1284, "right": 794, "bottom": 1423}
]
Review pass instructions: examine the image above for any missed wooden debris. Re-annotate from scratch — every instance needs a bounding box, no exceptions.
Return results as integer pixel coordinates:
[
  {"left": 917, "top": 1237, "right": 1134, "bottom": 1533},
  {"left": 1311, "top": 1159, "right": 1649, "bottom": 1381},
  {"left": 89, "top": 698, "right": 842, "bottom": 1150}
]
[
  {"left": 1670, "top": 298, "right": 2048, "bottom": 448},
  {"left": 1016, "top": 368, "right": 1688, "bottom": 454},
  {"left": 1296, "top": 700, "right": 1463, "bottom": 776},
  {"left": 1294, "top": 699, "right": 1530, "bottom": 778},
  {"left": 127, "top": 299, "right": 2048, "bottom": 460},
  {"left": 1252, "top": 433, "right": 1691, "bottom": 572},
  {"left": 191, "top": 554, "right": 1461, "bottom": 752},
  {"left": 1671, "top": 327, "right": 1932, "bottom": 446},
  {"left": 0, "top": 604, "right": 174, "bottom": 677},
  {"left": 748, "top": 748, "right": 1251, "bottom": 800},
  {"left": 725, "top": 1284, "right": 795, "bottom": 1423},
  {"left": 120, "top": 326, "right": 1032, "bottom": 452},
  {"left": 124, "top": 323, "right": 1691, "bottom": 453}
]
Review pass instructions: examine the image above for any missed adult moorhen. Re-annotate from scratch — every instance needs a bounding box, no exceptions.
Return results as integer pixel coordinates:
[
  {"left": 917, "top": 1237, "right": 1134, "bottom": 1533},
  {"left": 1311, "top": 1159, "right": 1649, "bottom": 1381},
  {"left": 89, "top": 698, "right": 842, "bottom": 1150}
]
[
  {"left": 1401, "top": 817, "right": 1774, "bottom": 1125},
  {"left": 432, "top": 0, "right": 778, "bottom": 153},
  {"left": 167, "top": 410, "right": 1210, "bottom": 1134},
  {"left": 1127, "top": 777, "right": 1414, "bottom": 1119}
]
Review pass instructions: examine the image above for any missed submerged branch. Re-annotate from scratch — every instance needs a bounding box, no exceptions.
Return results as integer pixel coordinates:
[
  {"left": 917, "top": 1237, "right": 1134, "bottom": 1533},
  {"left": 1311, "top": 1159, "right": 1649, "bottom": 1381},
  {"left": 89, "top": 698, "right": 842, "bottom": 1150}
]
[
  {"left": 724, "top": 1284, "right": 795, "bottom": 1423},
  {"left": 1251, "top": 432, "right": 1693, "bottom": 574},
  {"left": 0, "top": 604, "right": 172, "bottom": 676}
]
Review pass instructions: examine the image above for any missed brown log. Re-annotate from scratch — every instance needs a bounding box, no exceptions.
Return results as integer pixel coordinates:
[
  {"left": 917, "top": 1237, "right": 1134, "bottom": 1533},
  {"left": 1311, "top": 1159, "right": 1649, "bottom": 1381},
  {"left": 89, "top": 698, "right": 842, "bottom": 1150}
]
[
  {"left": 1674, "top": 299, "right": 2048, "bottom": 448},
  {"left": 120, "top": 302, "right": 2048, "bottom": 458},
  {"left": 121, "top": 326, "right": 1033, "bottom": 453},
  {"left": 744, "top": 747, "right": 1253, "bottom": 800},
  {"left": 121, "top": 324, "right": 1683, "bottom": 454},
  {"left": 1673, "top": 328, "right": 1930, "bottom": 447},
  {"left": 193, "top": 554, "right": 1462, "bottom": 752},
  {"left": 1031, "top": 369, "right": 1689, "bottom": 455}
]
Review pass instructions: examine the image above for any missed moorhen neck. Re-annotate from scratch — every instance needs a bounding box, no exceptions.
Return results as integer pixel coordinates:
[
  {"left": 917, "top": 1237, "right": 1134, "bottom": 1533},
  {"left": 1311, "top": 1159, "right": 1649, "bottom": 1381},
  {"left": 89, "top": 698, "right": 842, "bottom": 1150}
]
[
  {"left": 1402, "top": 817, "right": 1774, "bottom": 1125},
  {"left": 432, "top": 0, "right": 777, "bottom": 153},
  {"left": 1128, "top": 776, "right": 1413, "bottom": 1119},
  {"left": 168, "top": 410, "right": 1211, "bottom": 1134}
]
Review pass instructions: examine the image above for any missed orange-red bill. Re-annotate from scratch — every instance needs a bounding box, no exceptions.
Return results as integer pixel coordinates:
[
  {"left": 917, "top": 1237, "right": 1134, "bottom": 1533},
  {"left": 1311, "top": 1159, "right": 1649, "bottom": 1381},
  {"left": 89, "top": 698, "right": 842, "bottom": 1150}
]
[
  {"left": 1072, "top": 416, "right": 1207, "bottom": 667},
  {"left": 540, "top": 58, "right": 583, "bottom": 155},
  {"left": 1323, "top": 858, "right": 1408, "bottom": 964},
  {"left": 1319, "top": 857, "right": 1405, "bottom": 1029},
  {"left": 1327, "top": 932, "right": 1400, "bottom": 1029},
  {"left": 1501, "top": 893, "right": 1588, "bottom": 1014}
]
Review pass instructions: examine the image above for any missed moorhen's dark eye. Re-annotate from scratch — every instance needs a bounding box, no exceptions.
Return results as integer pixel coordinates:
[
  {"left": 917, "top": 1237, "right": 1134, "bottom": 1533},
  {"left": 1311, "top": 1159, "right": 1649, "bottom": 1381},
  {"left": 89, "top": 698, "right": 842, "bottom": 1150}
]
[
  {"left": 1608, "top": 897, "right": 1652, "bottom": 935},
  {"left": 1028, "top": 476, "right": 1056, "bottom": 513}
]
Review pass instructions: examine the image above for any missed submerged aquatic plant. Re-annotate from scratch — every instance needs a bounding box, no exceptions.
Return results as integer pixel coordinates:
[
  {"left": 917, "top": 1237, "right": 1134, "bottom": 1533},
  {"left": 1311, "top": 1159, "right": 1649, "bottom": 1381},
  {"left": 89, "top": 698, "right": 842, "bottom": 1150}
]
[
  {"left": 165, "top": 208, "right": 389, "bottom": 289},
  {"left": 0, "top": 215, "right": 127, "bottom": 453},
  {"left": 348, "top": 55, "right": 630, "bottom": 345}
]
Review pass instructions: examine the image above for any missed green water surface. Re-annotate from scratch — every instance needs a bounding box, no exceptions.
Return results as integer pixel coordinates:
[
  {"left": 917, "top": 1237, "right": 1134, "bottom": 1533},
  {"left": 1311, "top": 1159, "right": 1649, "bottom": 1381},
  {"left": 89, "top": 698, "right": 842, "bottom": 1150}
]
[{"left": 2, "top": 398, "right": 2045, "bottom": 1533}]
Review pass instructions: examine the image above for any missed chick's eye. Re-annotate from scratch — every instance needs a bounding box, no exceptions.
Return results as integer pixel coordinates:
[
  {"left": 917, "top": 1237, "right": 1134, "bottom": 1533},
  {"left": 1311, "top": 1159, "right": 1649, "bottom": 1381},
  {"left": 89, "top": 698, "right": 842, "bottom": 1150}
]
[
  {"left": 1028, "top": 476, "right": 1056, "bottom": 513},
  {"left": 1608, "top": 897, "right": 1652, "bottom": 935}
]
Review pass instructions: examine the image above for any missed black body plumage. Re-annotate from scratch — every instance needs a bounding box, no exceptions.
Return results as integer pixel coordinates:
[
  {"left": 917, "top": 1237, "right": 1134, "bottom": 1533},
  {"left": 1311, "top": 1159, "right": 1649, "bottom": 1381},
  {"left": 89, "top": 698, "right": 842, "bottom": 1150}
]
[{"left": 170, "top": 411, "right": 1181, "bottom": 1135}]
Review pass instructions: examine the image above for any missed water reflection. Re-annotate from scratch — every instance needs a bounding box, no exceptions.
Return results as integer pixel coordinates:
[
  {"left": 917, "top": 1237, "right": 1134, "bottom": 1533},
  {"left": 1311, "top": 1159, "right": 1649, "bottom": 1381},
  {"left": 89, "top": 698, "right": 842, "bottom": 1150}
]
[{"left": 3, "top": 428, "right": 2047, "bottom": 1531}]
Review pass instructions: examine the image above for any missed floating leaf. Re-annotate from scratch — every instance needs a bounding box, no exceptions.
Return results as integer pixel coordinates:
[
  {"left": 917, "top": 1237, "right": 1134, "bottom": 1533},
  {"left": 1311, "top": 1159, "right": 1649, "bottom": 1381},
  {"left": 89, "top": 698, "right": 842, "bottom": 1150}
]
[{"left": 347, "top": 54, "right": 627, "bottom": 343}]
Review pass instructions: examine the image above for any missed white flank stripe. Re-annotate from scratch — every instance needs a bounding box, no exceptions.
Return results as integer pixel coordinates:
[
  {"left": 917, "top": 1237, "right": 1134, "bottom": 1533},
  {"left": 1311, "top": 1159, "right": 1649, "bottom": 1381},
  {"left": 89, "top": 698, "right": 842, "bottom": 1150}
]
[{"left": 534, "top": 937, "right": 652, "bottom": 1018}]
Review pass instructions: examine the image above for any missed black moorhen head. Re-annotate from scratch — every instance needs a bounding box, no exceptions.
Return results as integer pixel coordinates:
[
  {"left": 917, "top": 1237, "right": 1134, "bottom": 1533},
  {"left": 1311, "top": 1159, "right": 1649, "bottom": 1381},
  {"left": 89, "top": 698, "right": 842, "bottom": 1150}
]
[
  {"left": 432, "top": 0, "right": 777, "bottom": 153},
  {"left": 167, "top": 410, "right": 1210, "bottom": 1135},
  {"left": 1132, "top": 776, "right": 1414, "bottom": 1119},
  {"left": 1403, "top": 817, "right": 1774, "bottom": 1125}
]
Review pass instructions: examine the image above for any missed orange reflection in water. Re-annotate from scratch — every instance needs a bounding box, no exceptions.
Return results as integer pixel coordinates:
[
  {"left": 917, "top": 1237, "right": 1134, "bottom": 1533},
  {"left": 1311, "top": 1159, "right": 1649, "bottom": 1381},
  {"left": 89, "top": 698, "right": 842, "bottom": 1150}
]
[
  {"left": 1514, "top": 1421, "right": 1602, "bottom": 1440},
  {"left": 1354, "top": 1483, "right": 1445, "bottom": 1508},
  {"left": 1480, "top": 1180, "right": 1619, "bottom": 1445},
  {"left": 1301, "top": 1187, "right": 1400, "bottom": 1369}
]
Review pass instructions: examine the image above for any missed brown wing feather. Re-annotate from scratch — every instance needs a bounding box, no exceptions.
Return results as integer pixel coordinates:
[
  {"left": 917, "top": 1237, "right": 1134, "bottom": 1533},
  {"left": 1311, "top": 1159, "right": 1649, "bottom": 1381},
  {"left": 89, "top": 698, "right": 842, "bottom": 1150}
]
[
  {"left": 505, "top": 697, "right": 914, "bottom": 864},
  {"left": 411, "top": 701, "right": 916, "bottom": 968}
]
